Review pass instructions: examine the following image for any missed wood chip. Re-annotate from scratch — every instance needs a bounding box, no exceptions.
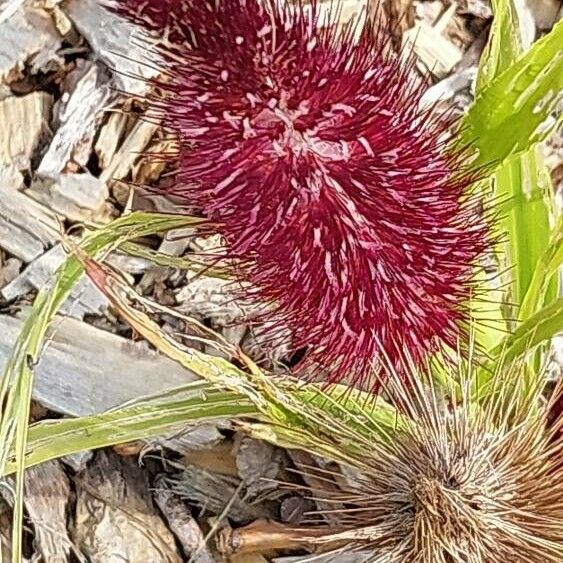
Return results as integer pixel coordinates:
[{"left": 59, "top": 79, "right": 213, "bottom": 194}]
[
  {"left": 165, "top": 466, "right": 278, "bottom": 523},
  {"left": 51, "top": 4, "right": 73, "bottom": 36},
  {"left": 316, "top": 0, "right": 368, "bottom": 41},
  {"left": 236, "top": 436, "right": 286, "bottom": 500},
  {"left": 414, "top": 0, "right": 445, "bottom": 25},
  {"left": 123, "top": 421, "right": 232, "bottom": 458},
  {"left": 183, "top": 439, "right": 239, "bottom": 478},
  {"left": 28, "top": 173, "right": 112, "bottom": 222},
  {"left": 241, "top": 320, "right": 292, "bottom": 370},
  {"left": 288, "top": 450, "right": 343, "bottom": 526},
  {"left": 61, "top": 451, "right": 95, "bottom": 472},
  {"left": 153, "top": 475, "right": 217, "bottom": 563},
  {"left": 23, "top": 460, "right": 73, "bottom": 563},
  {"left": 73, "top": 450, "right": 182, "bottom": 563},
  {"left": 458, "top": 0, "right": 493, "bottom": 19},
  {"left": 527, "top": 0, "right": 561, "bottom": 30},
  {"left": 94, "top": 111, "right": 130, "bottom": 169},
  {"left": 132, "top": 136, "right": 177, "bottom": 185},
  {"left": 175, "top": 273, "right": 252, "bottom": 324},
  {"left": 231, "top": 555, "right": 269, "bottom": 563},
  {"left": 0, "top": 311, "right": 199, "bottom": 415},
  {"left": 0, "top": 256, "right": 21, "bottom": 288},
  {"left": 0, "top": 186, "right": 59, "bottom": 262},
  {"left": 404, "top": 4, "right": 464, "bottom": 77},
  {"left": 99, "top": 118, "right": 160, "bottom": 183},
  {"left": 420, "top": 66, "right": 477, "bottom": 106},
  {"left": 106, "top": 250, "right": 152, "bottom": 275},
  {"left": 0, "top": 92, "right": 53, "bottom": 170},
  {"left": 150, "top": 420, "right": 232, "bottom": 453},
  {"left": 1, "top": 242, "right": 155, "bottom": 309},
  {"left": 0, "top": 5, "right": 62, "bottom": 82},
  {"left": 403, "top": 21, "right": 463, "bottom": 77},
  {"left": 66, "top": 0, "right": 162, "bottom": 96},
  {"left": 368, "top": 0, "right": 415, "bottom": 50},
  {"left": 38, "top": 62, "right": 114, "bottom": 178},
  {"left": 273, "top": 554, "right": 373, "bottom": 563},
  {"left": 0, "top": 162, "right": 24, "bottom": 188},
  {"left": 1, "top": 243, "right": 108, "bottom": 317},
  {"left": 280, "top": 495, "right": 316, "bottom": 524}
]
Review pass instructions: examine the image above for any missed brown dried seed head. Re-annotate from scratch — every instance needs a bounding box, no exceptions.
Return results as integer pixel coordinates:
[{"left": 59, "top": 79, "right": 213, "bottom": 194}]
[{"left": 301, "top": 378, "right": 563, "bottom": 563}]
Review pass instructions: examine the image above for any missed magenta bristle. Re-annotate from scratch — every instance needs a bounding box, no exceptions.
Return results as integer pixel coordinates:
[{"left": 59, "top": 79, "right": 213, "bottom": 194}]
[{"left": 110, "top": 0, "right": 490, "bottom": 390}]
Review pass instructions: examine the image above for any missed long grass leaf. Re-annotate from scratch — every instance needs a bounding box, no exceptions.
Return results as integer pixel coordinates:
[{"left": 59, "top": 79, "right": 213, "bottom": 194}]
[
  {"left": 0, "top": 212, "right": 203, "bottom": 560},
  {"left": 471, "top": 2, "right": 559, "bottom": 397},
  {"left": 2, "top": 382, "right": 256, "bottom": 476},
  {"left": 490, "top": 298, "right": 563, "bottom": 364},
  {"left": 462, "top": 19, "right": 562, "bottom": 168}
]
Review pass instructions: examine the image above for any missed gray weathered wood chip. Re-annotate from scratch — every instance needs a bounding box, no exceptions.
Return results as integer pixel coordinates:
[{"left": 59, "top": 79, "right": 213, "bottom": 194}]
[
  {"left": 0, "top": 311, "right": 198, "bottom": 415},
  {"left": 0, "top": 6, "right": 63, "bottom": 82},
  {"left": 28, "top": 173, "right": 112, "bottom": 223},
  {"left": 236, "top": 436, "right": 287, "bottom": 501},
  {"left": 0, "top": 186, "right": 59, "bottom": 262},
  {"left": 38, "top": 62, "right": 114, "bottom": 178},
  {"left": 66, "top": 0, "right": 161, "bottom": 95},
  {"left": 164, "top": 465, "right": 278, "bottom": 523},
  {"left": 1, "top": 243, "right": 108, "bottom": 318},
  {"left": 153, "top": 475, "right": 217, "bottom": 563}
]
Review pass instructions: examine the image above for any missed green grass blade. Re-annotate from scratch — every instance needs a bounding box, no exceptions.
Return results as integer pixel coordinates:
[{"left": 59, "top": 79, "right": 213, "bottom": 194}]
[
  {"left": 462, "top": 19, "right": 562, "bottom": 168},
  {"left": 2, "top": 377, "right": 404, "bottom": 476},
  {"left": 494, "top": 149, "right": 557, "bottom": 321},
  {"left": 2, "top": 382, "right": 256, "bottom": 476},
  {"left": 119, "top": 241, "right": 230, "bottom": 279},
  {"left": 519, "top": 218, "right": 563, "bottom": 321},
  {"left": 476, "top": 0, "right": 526, "bottom": 88},
  {"left": 490, "top": 297, "right": 563, "bottom": 365},
  {"left": 0, "top": 211, "right": 203, "bottom": 561},
  {"left": 467, "top": 0, "right": 523, "bottom": 352}
]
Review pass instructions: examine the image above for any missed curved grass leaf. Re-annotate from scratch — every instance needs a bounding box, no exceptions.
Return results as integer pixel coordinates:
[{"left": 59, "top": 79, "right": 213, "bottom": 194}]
[
  {"left": 2, "top": 376, "right": 405, "bottom": 477},
  {"left": 491, "top": 297, "right": 563, "bottom": 365},
  {"left": 462, "top": 19, "right": 562, "bottom": 169},
  {"left": 2, "top": 382, "right": 256, "bottom": 476},
  {"left": 519, "top": 219, "right": 563, "bottom": 322},
  {"left": 79, "top": 252, "right": 404, "bottom": 461}
]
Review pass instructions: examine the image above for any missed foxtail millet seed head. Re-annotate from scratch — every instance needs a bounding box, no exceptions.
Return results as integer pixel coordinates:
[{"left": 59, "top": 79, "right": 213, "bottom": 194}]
[{"left": 108, "top": 0, "right": 490, "bottom": 389}]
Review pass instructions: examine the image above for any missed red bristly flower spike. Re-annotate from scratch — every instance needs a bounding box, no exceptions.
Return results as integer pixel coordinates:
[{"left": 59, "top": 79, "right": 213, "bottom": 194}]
[{"left": 108, "top": 0, "right": 489, "bottom": 389}]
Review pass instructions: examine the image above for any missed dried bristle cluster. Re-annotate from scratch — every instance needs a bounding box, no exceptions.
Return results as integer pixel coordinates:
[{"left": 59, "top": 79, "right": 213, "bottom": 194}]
[
  {"left": 301, "top": 379, "right": 563, "bottom": 562},
  {"left": 109, "top": 0, "right": 489, "bottom": 389}
]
